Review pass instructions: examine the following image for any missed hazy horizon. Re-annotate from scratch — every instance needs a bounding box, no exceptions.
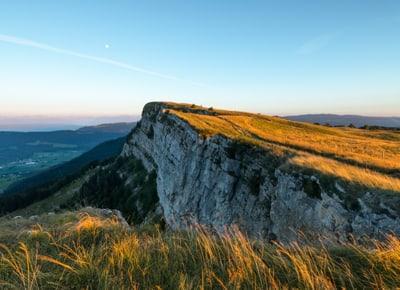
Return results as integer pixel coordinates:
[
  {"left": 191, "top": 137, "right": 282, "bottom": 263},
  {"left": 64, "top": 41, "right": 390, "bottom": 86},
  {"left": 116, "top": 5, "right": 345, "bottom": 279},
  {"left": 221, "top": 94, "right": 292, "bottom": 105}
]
[
  {"left": 2, "top": 110, "right": 400, "bottom": 132},
  {"left": 0, "top": 114, "right": 138, "bottom": 131}
]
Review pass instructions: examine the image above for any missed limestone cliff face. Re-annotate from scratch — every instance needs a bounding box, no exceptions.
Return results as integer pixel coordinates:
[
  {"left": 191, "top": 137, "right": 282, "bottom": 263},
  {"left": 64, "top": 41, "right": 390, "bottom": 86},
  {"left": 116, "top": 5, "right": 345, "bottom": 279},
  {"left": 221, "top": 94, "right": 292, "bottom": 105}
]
[{"left": 122, "top": 102, "right": 400, "bottom": 243}]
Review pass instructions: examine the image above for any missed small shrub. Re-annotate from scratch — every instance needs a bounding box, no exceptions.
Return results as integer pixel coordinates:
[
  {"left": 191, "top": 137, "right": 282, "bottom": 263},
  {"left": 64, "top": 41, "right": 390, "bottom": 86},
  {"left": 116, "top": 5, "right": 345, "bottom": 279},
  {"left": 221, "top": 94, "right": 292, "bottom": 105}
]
[
  {"left": 146, "top": 125, "right": 154, "bottom": 139},
  {"left": 302, "top": 178, "right": 322, "bottom": 199},
  {"left": 248, "top": 171, "right": 264, "bottom": 196}
]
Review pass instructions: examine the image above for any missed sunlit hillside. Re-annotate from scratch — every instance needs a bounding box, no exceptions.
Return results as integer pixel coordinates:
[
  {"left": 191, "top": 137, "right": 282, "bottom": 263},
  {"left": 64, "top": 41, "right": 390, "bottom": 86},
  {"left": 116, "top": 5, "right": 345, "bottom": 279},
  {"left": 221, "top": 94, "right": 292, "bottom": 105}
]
[{"left": 164, "top": 103, "right": 400, "bottom": 193}]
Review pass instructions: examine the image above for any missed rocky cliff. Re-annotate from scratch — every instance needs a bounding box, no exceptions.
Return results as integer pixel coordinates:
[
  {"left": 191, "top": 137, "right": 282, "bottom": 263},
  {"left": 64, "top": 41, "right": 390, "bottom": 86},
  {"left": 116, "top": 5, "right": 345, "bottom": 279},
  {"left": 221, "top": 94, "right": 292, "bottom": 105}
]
[{"left": 121, "top": 102, "right": 400, "bottom": 243}]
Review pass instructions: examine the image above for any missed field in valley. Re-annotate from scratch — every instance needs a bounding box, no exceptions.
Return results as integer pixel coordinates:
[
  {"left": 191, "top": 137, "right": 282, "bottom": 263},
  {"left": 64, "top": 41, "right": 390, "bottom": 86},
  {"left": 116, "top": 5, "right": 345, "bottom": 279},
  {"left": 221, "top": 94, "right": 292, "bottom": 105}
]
[{"left": 0, "top": 151, "right": 82, "bottom": 193}]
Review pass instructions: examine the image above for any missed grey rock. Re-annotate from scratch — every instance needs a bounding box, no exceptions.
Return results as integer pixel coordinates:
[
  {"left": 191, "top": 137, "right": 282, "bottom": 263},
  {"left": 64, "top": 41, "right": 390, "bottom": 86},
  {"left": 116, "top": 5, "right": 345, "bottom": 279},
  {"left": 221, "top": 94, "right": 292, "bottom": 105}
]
[
  {"left": 111, "top": 209, "right": 131, "bottom": 229},
  {"left": 29, "top": 215, "right": 39, "bottom": 221}
]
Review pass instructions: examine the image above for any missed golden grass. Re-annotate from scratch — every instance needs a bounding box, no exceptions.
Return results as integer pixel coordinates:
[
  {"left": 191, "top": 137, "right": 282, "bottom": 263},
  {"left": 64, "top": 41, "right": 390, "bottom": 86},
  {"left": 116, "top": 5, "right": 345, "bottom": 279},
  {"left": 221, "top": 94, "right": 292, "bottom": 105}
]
[
  {"left": 0, "top": 243, "right": 41, "bottom": 290},
  {"left": 166, "top": 105, "right": 400, "bottom": 193},
  {"left": 290, "top": 153, "right": 400, "bottom": 192},
  {"left": 1, "top": 213, "right": 400, "bottom": 289},
  {"left": 171, "top": 109, "right": 400, "bottom": 171},
  {"left": 74, "top": 213, "right": 119, "bottom": 233}
]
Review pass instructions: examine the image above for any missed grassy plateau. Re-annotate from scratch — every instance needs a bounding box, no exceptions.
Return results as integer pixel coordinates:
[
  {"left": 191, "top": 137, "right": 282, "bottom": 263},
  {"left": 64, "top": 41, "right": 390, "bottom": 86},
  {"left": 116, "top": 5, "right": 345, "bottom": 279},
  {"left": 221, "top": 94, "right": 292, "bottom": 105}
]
[{"left": 165, "top": 103, "right": 400, "bottom": 193}]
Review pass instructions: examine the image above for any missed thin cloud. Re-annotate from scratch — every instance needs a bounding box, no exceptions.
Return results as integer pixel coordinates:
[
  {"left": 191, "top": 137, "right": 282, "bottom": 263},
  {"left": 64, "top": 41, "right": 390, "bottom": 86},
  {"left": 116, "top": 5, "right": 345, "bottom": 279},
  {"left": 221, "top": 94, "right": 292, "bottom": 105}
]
[
  {"left": 296, "top": 34, "right": 335, "bottom": 55},
  {"left": 0, "top": 34, "right": 204, "bottom": 86}
]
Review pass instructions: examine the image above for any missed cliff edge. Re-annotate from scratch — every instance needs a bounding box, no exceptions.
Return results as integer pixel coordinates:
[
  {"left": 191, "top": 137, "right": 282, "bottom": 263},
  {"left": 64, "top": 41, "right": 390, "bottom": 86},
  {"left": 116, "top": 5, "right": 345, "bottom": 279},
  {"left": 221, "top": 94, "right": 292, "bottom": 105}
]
[{"left": 121, "top": 102, "right": 400, "bottom": 243}]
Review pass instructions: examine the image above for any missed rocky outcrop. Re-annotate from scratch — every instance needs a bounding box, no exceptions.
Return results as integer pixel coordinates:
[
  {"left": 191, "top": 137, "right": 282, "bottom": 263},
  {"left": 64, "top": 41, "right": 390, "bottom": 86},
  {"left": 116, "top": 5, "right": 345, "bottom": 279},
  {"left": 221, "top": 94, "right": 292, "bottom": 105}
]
[{"left": 122, "top": 102, "right": 400, "bottom": 243}]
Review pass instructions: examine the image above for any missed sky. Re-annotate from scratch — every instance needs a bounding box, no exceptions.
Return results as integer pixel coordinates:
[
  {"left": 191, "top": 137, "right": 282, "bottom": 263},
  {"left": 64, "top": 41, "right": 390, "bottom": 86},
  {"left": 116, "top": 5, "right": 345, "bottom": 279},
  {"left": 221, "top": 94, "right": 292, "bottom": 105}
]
[{"left": 0, "top": 0, "right": 400, "bottom": 123}]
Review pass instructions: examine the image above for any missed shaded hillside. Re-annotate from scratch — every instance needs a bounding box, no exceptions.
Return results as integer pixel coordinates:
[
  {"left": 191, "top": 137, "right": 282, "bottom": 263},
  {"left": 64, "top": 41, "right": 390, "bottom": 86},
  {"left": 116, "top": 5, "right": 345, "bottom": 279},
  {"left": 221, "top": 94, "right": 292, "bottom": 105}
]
[
  {"left": 4, "top": 137, "right": 127, "bottom": 195},
  {"left": 285, "top": 114, "right": 400, "bottom": 128},
  {"left": 0, "top": 122, "right": 135, "bottom": 192},
  {"left": 72, "top": 156, "right": 159, "bottom": 224},
  {"left": 0, "top": 122, "right": 134, "bottom": 164},
  {"left": 0, "top": 137, "right": 126, "bottom": 214}
]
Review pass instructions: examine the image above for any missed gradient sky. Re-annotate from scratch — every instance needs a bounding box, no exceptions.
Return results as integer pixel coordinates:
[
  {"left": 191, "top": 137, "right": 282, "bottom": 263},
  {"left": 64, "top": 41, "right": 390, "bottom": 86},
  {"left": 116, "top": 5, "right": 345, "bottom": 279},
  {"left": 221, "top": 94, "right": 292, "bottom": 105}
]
[{"left": 0, "top": 0, "right": 400, "bottom": 119}]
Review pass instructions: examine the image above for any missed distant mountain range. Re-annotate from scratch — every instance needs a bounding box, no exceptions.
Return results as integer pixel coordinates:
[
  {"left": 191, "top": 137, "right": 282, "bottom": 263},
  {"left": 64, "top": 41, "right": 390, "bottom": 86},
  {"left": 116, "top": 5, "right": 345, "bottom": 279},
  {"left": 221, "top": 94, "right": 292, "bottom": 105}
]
[
  {"left": 76, "top": 122, "right": 136, "bottom": 134},
  {"left": 284, "top": 114, "right": 400, "bottom": 128},
  {"left": 0, "top": 115, "right": 138, "bottom": 131}
]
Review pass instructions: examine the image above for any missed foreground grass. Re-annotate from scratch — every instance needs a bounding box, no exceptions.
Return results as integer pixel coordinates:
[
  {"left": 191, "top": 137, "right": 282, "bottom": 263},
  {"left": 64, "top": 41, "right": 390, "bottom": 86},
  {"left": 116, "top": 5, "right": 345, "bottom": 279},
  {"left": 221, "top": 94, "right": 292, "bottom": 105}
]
[{"left": 1, "top": 210, "right": 400, "bottom": 289}]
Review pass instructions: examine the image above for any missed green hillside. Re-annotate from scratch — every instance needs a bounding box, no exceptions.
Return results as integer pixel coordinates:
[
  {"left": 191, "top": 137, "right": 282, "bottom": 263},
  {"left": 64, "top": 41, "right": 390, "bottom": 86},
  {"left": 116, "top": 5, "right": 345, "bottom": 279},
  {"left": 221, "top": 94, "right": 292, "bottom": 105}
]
[
  {"left": 0, "top": 137, "right": 127, "bottom": 215},
  {"left": 0, "top": 123, "right": 134, "bottom": 193}
]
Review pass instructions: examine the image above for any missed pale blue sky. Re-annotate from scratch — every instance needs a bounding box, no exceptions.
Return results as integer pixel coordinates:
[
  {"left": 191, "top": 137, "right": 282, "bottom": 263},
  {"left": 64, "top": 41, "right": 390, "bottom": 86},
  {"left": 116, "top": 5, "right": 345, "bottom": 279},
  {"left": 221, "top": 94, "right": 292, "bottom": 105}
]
[{"left": 0, "top": 0, "right": 399, "bottom": 118}]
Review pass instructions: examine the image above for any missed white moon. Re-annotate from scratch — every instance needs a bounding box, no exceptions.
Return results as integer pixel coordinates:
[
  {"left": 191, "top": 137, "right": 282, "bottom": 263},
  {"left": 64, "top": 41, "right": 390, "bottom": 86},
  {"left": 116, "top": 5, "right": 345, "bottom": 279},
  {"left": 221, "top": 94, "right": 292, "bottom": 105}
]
[{"left": 105, "top": 44, "right": 110, "bottom": 49}]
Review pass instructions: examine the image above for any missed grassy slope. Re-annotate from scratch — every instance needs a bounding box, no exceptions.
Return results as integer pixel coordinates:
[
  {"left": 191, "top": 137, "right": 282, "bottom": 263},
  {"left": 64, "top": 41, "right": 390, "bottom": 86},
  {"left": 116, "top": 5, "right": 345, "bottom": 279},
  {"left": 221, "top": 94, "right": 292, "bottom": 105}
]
[
  {"left": 0, "top": 210, "right": 400, "bottom": 289},
  {"left": 6, "top": 172, "right": 93, "bottom": 218},
  {"left": 162, "top": 103, "right": 400, "bottom": 193}
]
